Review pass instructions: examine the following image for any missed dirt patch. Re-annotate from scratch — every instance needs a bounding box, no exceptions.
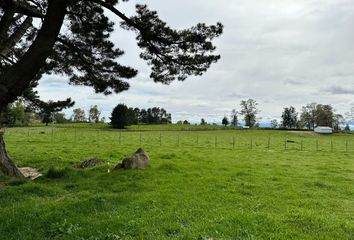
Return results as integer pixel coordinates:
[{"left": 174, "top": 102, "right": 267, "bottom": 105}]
[
  {"left": 288, "top": 131, "right": 316, "bottom": 135},
  {"left": 19, "top": 167, "right": 42, "bottom": 180},
  {"left": 75, "top": 158, "right": 104, "bottom": 169}
]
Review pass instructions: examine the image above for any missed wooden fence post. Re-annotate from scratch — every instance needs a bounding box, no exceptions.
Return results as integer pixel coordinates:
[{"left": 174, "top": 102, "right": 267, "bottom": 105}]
[
  {"left": 331, "top": 141, "right": 333, "bottom": 152},
  {"left": 267, "top": 137, "right": 270, "bottom": 150},
  {"left": 316, "top": 140, "right": 319, "bottom": 152},
  {"left": 285, "top": 140, "right": 287, "bottom": 150}
]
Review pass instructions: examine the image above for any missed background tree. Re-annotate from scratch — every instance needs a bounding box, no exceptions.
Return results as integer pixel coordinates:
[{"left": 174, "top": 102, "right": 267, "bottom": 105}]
[
  {"left": 315, "top": 104, "right": 335, "bottom": 127},
  {"left": 222, "top": 116, "right": 229, "bottom": 127},
  {"left": 36, "top": 98, "right": 74, "bottom": 125},
  {"left": 183, "top": 120, "right": 190, "bottom": 125},
  {"left": 300, "top": 103, "right": 317, "bottom": 129},
  {"left": 88, "top": 105, "right": 101, "bottom": 123},
  {"left": 52, "top": 112, "right": 67, "bottom": 124},
  {"left": 240, "top": 99, "right": 259, "bottom": 128},
  {"left": 281, "top": 106, "right": 298, "bottom": 129},
  {"left": 200, "top": 118, "right": 207, "bottom": 125},
  {"left": 300, "top": 103, "right": 340, "bottom": 129},
  {"left": 0, "top": 1, "right": 223, "bottom": 176},
  {"left": 333, "top": 114, "right": 344, "bottom": 132},
  {"left": 110, "top": 104, "right": 136, "bottom": 129},
  {"left": 0, "top": 100, "right": 31, "bottom": 127},
  {"left": 72, "top": 108, "right": 86, "bottom": 123},
  {"left": 130, "top": 107, "right": 172, "bottom": 124},
  {"left": 230, "top": 109, "right": 238, "bottom": 127},
  {"left": 344, "top": 107, "right": 353, "bottom": 131},
  {"left": 270, "top": 119, "right": 278, "bottom": 129}
]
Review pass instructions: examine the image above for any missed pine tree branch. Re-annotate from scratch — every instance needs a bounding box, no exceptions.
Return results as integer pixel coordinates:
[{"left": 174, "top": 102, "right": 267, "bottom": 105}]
[
  {"left": 0, "top": 16, "right": 32, "bottom": 56},
  {"left": 0, "top": 0, "right": 44, "bottom": 18}
]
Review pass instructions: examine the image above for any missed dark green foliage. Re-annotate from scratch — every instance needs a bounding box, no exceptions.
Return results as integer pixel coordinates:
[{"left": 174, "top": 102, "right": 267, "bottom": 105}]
[
  {"left": 281, "top": 106, "right": 298, "bottom": 129},
  {"left": 88, "top": 105, "right": 101, "bottom": 123},
  {"left": 344, "top": 124, "right": 350, "bottom": 132},
  {"left": 0, "top": 100, "right": 32, "bottom": 127},
  {"left": 240, "top": 99, "right": 259, "bottom": 127},
  {"left": 0, "top": 0, "right": 223, "bottom": 99},
  {"left": 230, "top": 109, "right": 238, "bottom": 127},
  {"left": 52, "top": 112, "right": 68, "bottom": 124},
  {"left": 110, "top": 104, "right": 136, "bottom": 129},
  {"left": 300, "top": 103, "right": 342, "bottom": 129},
  {"left": 34, "top": 98, "right": 75, "bottom": 125},
  {"left": 121, "top": 4, "right": 223, "bottom": 83},
  {"left": 200, "top": 118, "right": 207, "bottom": 125},
  {"left": 5, "top": 178, "right": 28, "bottom": 186},
  {"left": 222, "top": 116, "right": 229, "bottom": 127},
  {"left": 46, "top": 167, "right": 66, "bottom": 179},
  {"left": 135, "top": 107, "right": 172, "bottom": 124},
  {"left": 183, "top": 120, "right": 190, "bottom": 125}
]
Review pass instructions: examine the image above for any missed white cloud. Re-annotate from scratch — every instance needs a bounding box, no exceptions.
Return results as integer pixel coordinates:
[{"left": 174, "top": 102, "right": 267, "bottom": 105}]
[{"left": 36, "top": 0, "right": 354, "bottom": 124}]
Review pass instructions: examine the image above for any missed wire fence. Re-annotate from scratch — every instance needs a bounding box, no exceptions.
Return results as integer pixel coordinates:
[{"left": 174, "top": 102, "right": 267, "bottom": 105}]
[{"left": 2, "top": 127, "right": 354, "bottom": 153}]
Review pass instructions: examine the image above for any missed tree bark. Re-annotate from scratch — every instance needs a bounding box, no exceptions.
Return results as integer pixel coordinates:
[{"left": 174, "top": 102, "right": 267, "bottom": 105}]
[
  {"left": 0, "top": 132, "right": 23, "bottom": 177},
  {"left": 0, "top": 0, "right": 68, "bottom": 177},
  {"left": 0, "top": 0, "right": 68, "bottom": 109}
]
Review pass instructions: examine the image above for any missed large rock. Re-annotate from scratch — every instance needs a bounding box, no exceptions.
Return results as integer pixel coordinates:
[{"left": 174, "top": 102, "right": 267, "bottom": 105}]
[{"left": 116, "top": 148, "right": 150, "bottom": 170}]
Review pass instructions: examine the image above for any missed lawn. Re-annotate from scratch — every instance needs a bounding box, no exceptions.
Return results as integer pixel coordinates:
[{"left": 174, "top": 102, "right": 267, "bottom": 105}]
[{"left": 0, "top": 124, "right": 353, "bottom": 239}]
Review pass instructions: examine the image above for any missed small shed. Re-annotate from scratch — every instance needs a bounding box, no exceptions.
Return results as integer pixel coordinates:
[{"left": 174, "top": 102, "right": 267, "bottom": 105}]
[{"left": 314, "top": 126, "right": 333, "bottom": 134}]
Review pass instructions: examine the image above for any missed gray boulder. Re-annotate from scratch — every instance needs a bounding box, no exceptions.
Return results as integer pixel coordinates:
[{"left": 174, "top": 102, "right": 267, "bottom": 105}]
[{"left": 116, "top": 148, "right": 150, "bottom": 170}]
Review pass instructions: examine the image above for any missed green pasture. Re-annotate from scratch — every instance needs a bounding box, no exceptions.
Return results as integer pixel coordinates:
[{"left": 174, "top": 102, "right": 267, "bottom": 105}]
[{"left": 0, "top": 124, "right": 353, "bottom": 239}]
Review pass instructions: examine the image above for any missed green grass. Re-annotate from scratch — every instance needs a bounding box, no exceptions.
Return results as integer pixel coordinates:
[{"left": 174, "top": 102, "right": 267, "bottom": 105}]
[
  {"left": 0, "top": 125, "right": 354, "bottom": 239},
  {"left": 127, "top": 124, "right": 239, "bottom": 131}
]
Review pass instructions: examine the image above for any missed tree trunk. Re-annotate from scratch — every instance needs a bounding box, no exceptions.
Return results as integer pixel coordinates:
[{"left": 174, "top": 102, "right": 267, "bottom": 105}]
[
  {"left": 0, "top": 132, "right": 23, "bottom": 177},
  {"left": 0, "top": 0, "right": 68, "bottom": 177}
]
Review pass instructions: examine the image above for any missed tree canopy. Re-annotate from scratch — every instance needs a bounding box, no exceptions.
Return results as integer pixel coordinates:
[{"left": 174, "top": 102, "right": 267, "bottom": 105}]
[
  {"left": 0, "top": 0, "right": 223, "bottom": 176},
  {"left": 0, "top": 0, "right": 223, "bottom": 110},
  {"left": 240, "top": 99, "right": 259, "bottom": 127}
]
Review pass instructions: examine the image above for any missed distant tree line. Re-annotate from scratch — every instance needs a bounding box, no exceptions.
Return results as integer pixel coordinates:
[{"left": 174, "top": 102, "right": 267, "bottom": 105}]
[
  {"left": 270, "top": 103, "right": 352, "bottom": 132},
  {"left": 197, "top": 99, "right": 352, "bottom": 132},
  {"left": 1, "top": 98, "right": 352, "bottom": 132},
  {"left": 211, "top": 99, "right": 261, "bottom": 128},
  {"left": 0, "top": 100, "right": 107, "bottom": 127},
  {"left": 110, "top": 104, "right": 172, "bottom": 129}
]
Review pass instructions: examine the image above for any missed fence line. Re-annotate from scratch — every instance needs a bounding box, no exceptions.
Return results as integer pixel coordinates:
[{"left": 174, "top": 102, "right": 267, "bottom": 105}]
[{"left": 2, "top": 127, "right": 354, "bottom": 153}]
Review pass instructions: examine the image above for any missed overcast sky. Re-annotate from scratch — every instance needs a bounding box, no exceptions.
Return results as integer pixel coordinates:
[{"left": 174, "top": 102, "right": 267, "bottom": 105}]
[{"left": 36, "top": 0, "right": 354, "bottom": 123}]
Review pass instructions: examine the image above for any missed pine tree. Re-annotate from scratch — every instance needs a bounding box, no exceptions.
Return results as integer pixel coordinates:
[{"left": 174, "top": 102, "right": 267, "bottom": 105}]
[{"left": 0, "top": 1, "right": 223, "bottom": 176}]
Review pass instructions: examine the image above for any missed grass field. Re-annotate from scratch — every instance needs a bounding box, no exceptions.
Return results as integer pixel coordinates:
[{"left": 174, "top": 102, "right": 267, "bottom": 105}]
[{"left": 0, "top": 124, "right": 354, "bottom": 239}]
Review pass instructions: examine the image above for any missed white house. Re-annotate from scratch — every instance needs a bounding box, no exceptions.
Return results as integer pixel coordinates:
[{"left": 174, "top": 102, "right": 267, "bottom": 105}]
[{"left": 314, "top": 126, "right": 333, "bottom": 134}]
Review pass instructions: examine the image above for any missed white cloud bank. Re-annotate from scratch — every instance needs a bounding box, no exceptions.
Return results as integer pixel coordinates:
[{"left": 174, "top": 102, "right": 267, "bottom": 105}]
[{"left": 36, "top": 0, "right": 354, "bottom": 123}]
